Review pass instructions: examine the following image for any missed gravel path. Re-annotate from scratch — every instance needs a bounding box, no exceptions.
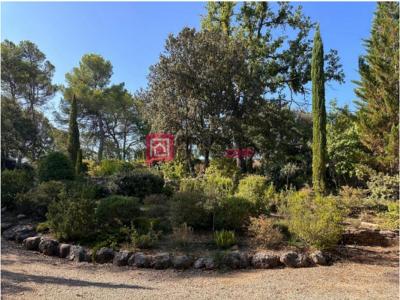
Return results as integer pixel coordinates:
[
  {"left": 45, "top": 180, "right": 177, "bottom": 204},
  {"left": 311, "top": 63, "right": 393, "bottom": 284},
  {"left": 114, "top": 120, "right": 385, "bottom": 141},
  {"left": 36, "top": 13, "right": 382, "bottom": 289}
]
[{"left": 1, "top": 239, "right": 399, "bottom": 300}]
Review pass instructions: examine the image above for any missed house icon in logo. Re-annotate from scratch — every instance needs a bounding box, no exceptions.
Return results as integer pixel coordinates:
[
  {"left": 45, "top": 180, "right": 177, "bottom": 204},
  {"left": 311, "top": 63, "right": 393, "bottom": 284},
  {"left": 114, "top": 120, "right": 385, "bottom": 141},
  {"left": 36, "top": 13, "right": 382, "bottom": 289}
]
[{"left": 146, "top": 133, "right": 174, "bottom": 163}]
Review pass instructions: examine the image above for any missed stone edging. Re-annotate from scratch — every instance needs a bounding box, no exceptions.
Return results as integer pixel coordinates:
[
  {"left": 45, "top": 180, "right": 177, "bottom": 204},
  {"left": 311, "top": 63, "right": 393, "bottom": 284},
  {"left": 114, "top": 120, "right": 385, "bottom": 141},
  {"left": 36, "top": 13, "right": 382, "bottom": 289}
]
[{"left": 20, "top": 235, "right": 332, "bottom": 270}]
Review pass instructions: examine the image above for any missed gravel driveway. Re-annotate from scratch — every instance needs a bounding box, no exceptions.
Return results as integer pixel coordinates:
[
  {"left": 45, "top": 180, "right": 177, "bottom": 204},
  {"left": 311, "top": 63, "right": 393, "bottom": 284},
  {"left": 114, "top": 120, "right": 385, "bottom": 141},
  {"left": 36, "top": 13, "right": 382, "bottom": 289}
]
[{"left": 1, "top": 239, "right": 398, "bottom": 300}]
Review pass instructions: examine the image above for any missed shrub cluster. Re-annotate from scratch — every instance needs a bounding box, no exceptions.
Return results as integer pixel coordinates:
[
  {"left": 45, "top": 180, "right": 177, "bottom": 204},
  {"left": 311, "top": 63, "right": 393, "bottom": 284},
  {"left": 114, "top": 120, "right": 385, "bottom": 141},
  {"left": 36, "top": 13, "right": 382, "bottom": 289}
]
[
  {"left": 286, "top": 189, "right": 345, "bottom": 250},
  {"left": 214, "top": 230, "right": 236, "bottom": 249},
  {"left": 2, "top": 169, "right": 34, "bottom": 208},
  {"left": 38, "top": 152, "right": 75, "bottom": 182},
  {"left": 247, "top": 215, "right": 284, "bottom": 248},
  {"left": 110, "top": 170, "right": 164, "bottom": 199}
]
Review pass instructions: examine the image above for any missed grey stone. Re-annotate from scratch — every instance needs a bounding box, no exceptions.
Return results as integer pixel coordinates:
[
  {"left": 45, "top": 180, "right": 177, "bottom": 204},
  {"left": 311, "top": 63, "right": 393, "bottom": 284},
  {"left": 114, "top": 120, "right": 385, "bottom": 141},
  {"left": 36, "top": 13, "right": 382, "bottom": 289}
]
[
  {"left": 3, "top": 225, "right": 36, "bottom": 241},
  {"left": 152, "top": 253, "right": 171, "bottom": 269},
  {"left": 38, "top": 239, "right": 59, "bottom": 256},
  {"left": 310, "top": 250, "right": 328, "bottom": 266},
  {"left": 222, "top": 252, "right": 242, "bottom": 269},
  {"left": 69, "top": 246, "right": 91, "bottom": 262},
  {"left": 193, "top": 257, "right": 206, "bottom": 269},
  {"left": 113, "top": 251, "right": 132, "bottom": 266},
  {"left": 23, "top": 236, "right": 41, "bottom": 251},
  {"left": 59, "top": 244, "right": 71, "bottom": 258},
  {"left": 204, "top": 257, "right": 215, "bottom": 270},
  {"left": 17, "top": 214, "right": 26, "bottom": 220},
  {"left": 172, "top": 255, "right": 193, "bottom": 269},
  {"left": 280, "top": 251, "right": 311, "bottom": 268},
  {"left": 131, "top": 252, "right": 152, "bottom": 268},
  {"left": 95, "top": 247, "right": 115, "bottom": 264},
  {"left": 251, "top": 253, "right": 281, "bottom": 269}
]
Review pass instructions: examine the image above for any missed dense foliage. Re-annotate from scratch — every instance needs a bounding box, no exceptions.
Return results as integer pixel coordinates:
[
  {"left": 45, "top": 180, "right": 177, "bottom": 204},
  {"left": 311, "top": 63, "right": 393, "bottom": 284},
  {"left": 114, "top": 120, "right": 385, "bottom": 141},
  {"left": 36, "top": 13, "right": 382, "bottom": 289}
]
[
  {"left": 2, "top": 169, "right": 34, "bottom": 208},
  {"left": 38, "top": 152, "right": 75, "bottom": 182}
]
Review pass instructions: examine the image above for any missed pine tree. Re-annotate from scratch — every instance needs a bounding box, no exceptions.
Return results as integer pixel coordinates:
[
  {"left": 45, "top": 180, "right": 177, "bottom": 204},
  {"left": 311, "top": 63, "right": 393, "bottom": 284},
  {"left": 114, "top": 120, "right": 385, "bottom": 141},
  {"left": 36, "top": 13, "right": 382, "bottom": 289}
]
[
  {"left": 67, "top": 95, "right": 80, "bottom": 169},
  {"left": 354, "top": 2, "right": 399, "bottom": 175},
  {"left": 311, "top": 26, "right": 327, "bottom": 195}
]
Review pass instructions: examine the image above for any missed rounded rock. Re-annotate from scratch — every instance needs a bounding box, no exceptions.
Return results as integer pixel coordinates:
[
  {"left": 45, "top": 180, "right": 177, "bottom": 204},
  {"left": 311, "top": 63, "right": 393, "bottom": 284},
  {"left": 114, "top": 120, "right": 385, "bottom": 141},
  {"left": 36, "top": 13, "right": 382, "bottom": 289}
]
[{"left": 39, "top": 239, "right": 59, "bottom": 256}]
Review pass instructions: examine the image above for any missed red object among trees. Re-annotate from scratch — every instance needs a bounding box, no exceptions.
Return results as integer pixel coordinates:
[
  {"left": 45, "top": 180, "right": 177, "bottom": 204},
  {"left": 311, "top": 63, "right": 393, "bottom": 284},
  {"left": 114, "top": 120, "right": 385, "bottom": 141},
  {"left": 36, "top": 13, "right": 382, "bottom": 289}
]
[
  {"left": 146, "top": 133, "right": 174, "bottom": 164},
  {"left": 224, "top": 148, "right": 255, "bottom": 158}
]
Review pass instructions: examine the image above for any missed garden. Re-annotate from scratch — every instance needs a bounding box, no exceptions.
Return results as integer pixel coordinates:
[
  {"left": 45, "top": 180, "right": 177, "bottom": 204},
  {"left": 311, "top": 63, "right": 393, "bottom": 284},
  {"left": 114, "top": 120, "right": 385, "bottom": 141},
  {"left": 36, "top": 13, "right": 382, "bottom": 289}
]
[{"left": 1, "top": 2, "right": 399, "bottom": 272}]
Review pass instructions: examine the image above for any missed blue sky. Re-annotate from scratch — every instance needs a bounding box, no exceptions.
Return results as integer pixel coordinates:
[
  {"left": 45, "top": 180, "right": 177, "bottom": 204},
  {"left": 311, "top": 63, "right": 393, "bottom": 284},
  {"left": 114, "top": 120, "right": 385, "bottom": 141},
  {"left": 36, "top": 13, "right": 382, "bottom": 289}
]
[{"left": 2, "top": 1, "right": 376, "bottom": 121}]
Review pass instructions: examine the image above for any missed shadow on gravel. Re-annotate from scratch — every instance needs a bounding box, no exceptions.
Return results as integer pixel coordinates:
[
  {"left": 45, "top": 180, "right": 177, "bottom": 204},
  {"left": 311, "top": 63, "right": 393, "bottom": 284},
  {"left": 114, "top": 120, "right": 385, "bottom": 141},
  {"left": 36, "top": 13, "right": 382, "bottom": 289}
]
[{"left": 1, "top": 270, "right": 153, "bottom": 292}]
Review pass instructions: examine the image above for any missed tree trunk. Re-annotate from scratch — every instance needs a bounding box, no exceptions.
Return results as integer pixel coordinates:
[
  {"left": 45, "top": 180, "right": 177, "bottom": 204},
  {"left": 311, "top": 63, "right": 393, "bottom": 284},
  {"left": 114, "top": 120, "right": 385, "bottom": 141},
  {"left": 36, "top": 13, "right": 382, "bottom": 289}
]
[{"left": 98, "top": 116, "right": 104, "bottom": 162}]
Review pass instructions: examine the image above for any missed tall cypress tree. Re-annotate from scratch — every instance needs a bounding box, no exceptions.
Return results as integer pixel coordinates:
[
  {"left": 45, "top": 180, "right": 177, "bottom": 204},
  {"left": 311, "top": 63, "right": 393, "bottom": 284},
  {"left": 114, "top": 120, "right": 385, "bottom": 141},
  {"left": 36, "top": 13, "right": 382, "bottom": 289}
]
[
  {"left": 67, "top": 95, "right": 80, "bottom": 170},
  {"left": 354, "top": 2, "right": 399, "bottom": 175},
  {"left": 311, "top": 26, "right": 327, "bottom": 195}
]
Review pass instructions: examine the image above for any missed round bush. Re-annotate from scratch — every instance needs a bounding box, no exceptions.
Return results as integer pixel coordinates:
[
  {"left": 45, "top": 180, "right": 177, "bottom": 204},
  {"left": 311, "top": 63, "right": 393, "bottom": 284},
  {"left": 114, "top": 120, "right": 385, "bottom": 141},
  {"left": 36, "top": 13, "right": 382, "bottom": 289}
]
[
  {"left": 38, "top": 152, "right": 74, "bottom": 182},
  {"left": 47, "top": 196, "right": 96, "bottom": 241},
  {"left": 96, "top": 195, "right": 141, "bottom": 228},
  {"left": 169, "top": 191, "right": 211, "bottom": 230},
  {"left": 214, "top": 196, "right": 254, "bottom": 231},
  {"left": 110, "top": 171, "right": 164, "bottom": 199},
  {"left": 1, "top": 169, "right": 34, "bottom": 208}
]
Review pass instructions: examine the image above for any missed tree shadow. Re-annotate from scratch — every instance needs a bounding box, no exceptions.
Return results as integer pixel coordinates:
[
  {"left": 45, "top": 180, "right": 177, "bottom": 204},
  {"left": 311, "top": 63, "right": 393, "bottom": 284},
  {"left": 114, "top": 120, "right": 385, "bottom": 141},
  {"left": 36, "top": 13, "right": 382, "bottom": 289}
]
[
  {"left": 1, "top": 270, "right": 153, "bottom": 295},
  {"left": 334, "top": 245, "right": 399, "bottom": 267}
]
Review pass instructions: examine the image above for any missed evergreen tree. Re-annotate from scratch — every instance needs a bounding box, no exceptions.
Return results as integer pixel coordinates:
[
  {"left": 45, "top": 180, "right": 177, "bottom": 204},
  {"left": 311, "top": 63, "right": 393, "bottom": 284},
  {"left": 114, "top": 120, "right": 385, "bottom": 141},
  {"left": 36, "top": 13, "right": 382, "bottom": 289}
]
[
  {"left": 311, "top": 27, "right": 327, "bottom": 195},
  {"left": 354, "top": 2, "right": 399, "bottom": 175},
  {"left": 67, "top": 95, "right": 80, "bottom": 169},
  {"left": 75, "top": 149, "right": 83, "bottom": 175}
]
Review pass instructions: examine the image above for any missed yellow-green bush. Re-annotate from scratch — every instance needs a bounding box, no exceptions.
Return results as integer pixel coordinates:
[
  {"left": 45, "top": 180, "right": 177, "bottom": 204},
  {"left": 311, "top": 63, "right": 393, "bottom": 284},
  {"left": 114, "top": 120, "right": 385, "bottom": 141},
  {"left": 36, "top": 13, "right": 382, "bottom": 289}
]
[
  {"left": 286, "top": 189, "right": 345, "bottom": 250},
  {"left": 88, "top": 159, "right": 134, "bottom": 177},
  {"left": 160, "top": 161, "right": 186, "bottom": 181},
  {"left": 205, "top": 157, "right": 239, "bottom": 178},
  {"left": 204, "top": 174, "right": 235, "bottom": 199},
  {"left": 236, "top": 175, "right": 271, "bottom": 213},
  {"left": 214, "top": 196, "right": 254, "bottom": 231},
  {"left": 377, "top": 202, "right": 399, "bottom": 230}
]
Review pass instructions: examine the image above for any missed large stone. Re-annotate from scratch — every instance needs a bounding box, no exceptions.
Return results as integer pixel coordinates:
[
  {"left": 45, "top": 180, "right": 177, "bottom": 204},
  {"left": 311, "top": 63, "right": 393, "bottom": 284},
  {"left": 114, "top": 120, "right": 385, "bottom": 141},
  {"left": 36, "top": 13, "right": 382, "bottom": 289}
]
[
  {"left": 3, "top": 225, "right": 36, "bottom": 241},
  {"left": 172, "top": 255, "right": 193, "bottom": 269},
  {"left": 38, "top": 239, "right": 59, "bottom": 256},
  {"left": 222, "top": 252, "right": 246, "bottom": 269},
  {"left": 152, "top": 253, "right": 171, "bottom": 269},
  {"left": 59, "top": 244, "right": 71, "bottom": 258},
  {"left": 113, "top": 251, "right": 132, "bottom": 266},
  {"left": 251, "top": 253, "right": 281, "bottom": 269},
  {"left": 204, "top": 257, "right": 215, "bottom": 270},
  {"left": 193, "top": 257, "right": 206, "bottom": 269},
  {"left": 280, "top": 251, "right": 311, "bottom": 268},
  {"left": 95, "top": 247, "right": 115, "bottom": 264},
  {"left": 69, "top": 246, "right": 91, "bottom": 262},
  {"left": 130, "top": 252, "right": 152, "bottom": 268},
  {"left": 1, "top": 222, "right": 14, "bottom": 233},
  {"left": 23, "top": 236, "right": 41, "bottom": 251},
  {"left": 310, "top": 250, "right": 328, "bottom": 266}
]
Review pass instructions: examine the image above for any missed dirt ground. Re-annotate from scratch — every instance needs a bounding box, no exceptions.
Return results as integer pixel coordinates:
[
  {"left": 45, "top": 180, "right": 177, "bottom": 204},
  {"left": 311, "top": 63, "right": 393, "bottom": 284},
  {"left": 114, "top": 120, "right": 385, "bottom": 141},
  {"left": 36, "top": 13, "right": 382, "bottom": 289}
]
[{"left": 1, "top": 239, "right": 399, "bottom": 300}]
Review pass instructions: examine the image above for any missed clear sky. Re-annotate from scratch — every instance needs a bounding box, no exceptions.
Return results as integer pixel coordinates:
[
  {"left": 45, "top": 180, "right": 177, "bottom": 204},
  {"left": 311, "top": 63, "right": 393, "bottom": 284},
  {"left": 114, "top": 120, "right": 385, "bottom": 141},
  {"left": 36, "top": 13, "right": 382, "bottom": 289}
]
[{"left": 2, "top": 1, "right": 376, "bottom": 121}]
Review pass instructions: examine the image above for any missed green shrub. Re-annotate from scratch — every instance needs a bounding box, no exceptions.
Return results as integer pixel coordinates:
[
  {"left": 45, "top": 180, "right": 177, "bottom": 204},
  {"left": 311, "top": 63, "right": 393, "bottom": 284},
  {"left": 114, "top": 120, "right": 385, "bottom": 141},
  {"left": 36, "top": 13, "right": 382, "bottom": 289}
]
[
  {"left": 204, "top": 174, "right": 235, "bottom": 199},
  {"left": 36, "top": 221, "right": 50, "bottom": 233},
  {"left": 179, "top": 177, "right": 205, "bottom": 193},
  {"left": 286, "top": 190, "right": 345, "bottom": 250},
  {"left": 171, "top": 223, "right": 194, "bottom": 247},
  {"left": 110, "top": 170, "right": 164, "bottom": 199},
  {"left": 338, "top": 186, "right": 368, "bottom": 214},
  {"left": 236, "top": 175, "right": 271, "bottom": 213},
  {"left": 169, "top": 191, "right": 211, "bottom": 230},
  {"left": 367, "top": 173, "right": 399, "bottom": 201},
  {"left": 1, "top": 169, "right": 35, "bottom": 208},
  {"left": 16, "top": 180, "right": 65, "bottom": 217},
  {"left": 47, "top": 196, "right": 97, "bottom": 241},
  {"left": 214, "top": 230, "right": 236, "bottom": 249},
  {"left": 214, "top": 196, "right": 254, "bottom": 231},
  {"left": 130, "top": 224, "right": 160, "bottom": 249},
  {"left": 205, "top": 158, "right": 239, "bottom": 178},
  {"left": 248, "top": 215, "right": 284, "bottom": 248},
  {"left": 38, "top": 152, "right": 75, "bottom": 182},
  {"left": 377, "top": 202, "right": 399, "bottom": 230},
  {"left": 96, "top": 195, "right": 141, "bottom": 229},
  {"left": 160, "top": 161, "right": 186, "bottom": 181},
  {"left": 88, "top": 159, "right": 134, "bottom": 177}
]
